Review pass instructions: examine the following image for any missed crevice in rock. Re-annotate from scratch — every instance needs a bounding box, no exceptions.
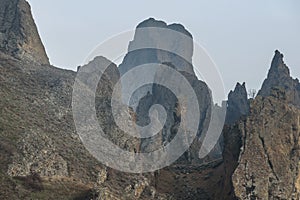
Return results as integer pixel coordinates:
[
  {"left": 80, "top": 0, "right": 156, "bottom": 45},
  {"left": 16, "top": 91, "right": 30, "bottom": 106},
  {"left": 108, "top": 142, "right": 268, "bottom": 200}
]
[
  {"left": 258, "top": 134, "right": 279, "bottom": 181},
  {"left": 241, "top": 120, "right": 247, "bottom": 158}
]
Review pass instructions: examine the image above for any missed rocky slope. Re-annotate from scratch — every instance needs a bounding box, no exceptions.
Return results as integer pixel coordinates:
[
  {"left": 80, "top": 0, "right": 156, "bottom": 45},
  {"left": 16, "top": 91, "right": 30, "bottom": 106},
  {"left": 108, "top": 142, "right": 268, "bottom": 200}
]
[
  {"left": 0, "top": 0, "right": 300, "bottom": 199},
  {"left": 0, "top": 1, "right": 166, "bottom": 199},
  {"left": 224, "top": 51, "right": 300, "bottom": 199},
  {"left": 0, "top": 51, "right": 172, "bottom": 199},
  {"left": 232, "top": 93, "right": 300, "bottom": 199}
]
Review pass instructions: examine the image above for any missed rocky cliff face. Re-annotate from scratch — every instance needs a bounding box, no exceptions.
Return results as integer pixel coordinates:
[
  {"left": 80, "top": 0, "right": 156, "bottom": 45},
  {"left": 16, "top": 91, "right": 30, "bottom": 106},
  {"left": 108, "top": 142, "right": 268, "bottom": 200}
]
[
  {"left": 137, "top": 63, "right": 212, "bottom": 164},
  {"left": 226, "top": 82, "right": 250, "bottom": 125},
  {"left": 232, "top": 94, "right": 300, "bottom": 199},
  {"left": 0, "top": 1, "right": 159, "bottom": 199},
  {"left": 0, "top": 10, "right": 216, "bottom": 198},
  {"left": 0, "top": 0, "right": 49, "bottom": 64},
  {"left": 119, "top": 17, "right": 194, "bottom": 76},
  {"left": 118, "top": 18, "right": 195, "bottom": 109},
  {"left": 223, "top": 51, "right": 300, "bottom": 199},
  {"left": 119, "top": 18, "right": 213, "bottom": 165},
  {"left": 258, "top": 50, "right": 300, "bottom": 107},
  {"left": 1, "top": 1, "right": 300, "bottom": 199}
]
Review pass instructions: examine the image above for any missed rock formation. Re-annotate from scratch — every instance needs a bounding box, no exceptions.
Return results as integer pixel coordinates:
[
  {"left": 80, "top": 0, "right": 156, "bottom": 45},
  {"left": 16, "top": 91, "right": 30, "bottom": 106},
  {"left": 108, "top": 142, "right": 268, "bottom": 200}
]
[
  {"left": 0, "top": 0, "right": 49, "bottom": 64},
  {"left": 226, "top": 82, "right": 250, "bottom": 124},
  {"left": 1, "top": 1, "right": 300, "bottom": 199},
  {"left": 232, "top": 94, "right": 300, "bottom": 199},
  {"left": 223, "top": 51, "right": 300, "bottom": 199},
  {"left": 119, "top": 17, "right": 194, "bottom": 75},
  {"left": 118, "top": 18, "right": 195, "bottom": 109},
  {"left": 258, "top": 50, "right": 300, "bottom": 107},
  {"left": 0, "top": 1, "right": 151, "bottom": 198}
]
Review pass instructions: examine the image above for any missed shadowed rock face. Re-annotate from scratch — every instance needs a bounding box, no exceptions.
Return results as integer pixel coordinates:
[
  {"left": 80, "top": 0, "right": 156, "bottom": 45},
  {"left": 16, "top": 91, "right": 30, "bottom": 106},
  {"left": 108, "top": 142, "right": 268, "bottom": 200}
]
[
  {"left": 258, "top": 50, "right": 300, "bottom": 107},
  {"left": 226, "top": 82, "right": 250, "bottom": 125},
  {"left": 118, "top": 18, "right": 195, "bottom": 110},
  {"left": 137, "top": 63, "right": 212, "bottom": 164},
  {"left": 0, "top": 0, "right": 49, "bottom": 65},
  {"left": 119, "top": 18, "right": 213, "bottom": 164},
  {"left": 0, "top": 1, "right": 161, "bottom": 198}
]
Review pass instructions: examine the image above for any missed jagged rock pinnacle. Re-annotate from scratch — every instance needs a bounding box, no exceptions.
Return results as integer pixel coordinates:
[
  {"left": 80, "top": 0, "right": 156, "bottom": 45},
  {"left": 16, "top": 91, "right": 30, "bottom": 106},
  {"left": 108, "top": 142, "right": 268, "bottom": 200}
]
[
  {"left": 258, "top": 50, "right": 300, "bottom": 107},
  {"left": 0, "top": 0, "right": 49, "bottom": 65},
  {"left": 269, "top": 49, "right": 290, "bottom": 77},
  {"left": 226, "top": 82, "right": 250, "bottom": 124}
]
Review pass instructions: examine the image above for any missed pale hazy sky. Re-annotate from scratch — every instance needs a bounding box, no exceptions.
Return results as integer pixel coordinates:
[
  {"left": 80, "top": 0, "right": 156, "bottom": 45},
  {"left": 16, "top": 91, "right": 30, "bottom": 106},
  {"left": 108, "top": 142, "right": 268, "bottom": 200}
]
[{"left": 27, "top": 0, "right": 300, "bottom": 94}]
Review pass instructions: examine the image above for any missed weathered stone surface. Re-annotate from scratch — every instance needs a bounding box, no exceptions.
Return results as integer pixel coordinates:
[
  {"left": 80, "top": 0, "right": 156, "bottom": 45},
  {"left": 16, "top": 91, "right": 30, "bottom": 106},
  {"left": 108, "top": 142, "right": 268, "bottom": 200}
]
[
  {"left": 258, "top": 50, "right": 300, "bottom": 107},
  {"left": 119, "top": 17, "right": 194, "bottom": 76},
  {"left": 119, "top": 19, "right": 213, "bottom": 165},
  {"left": 223, "top": 51, "right": 300, "bottom": 199},
  {"left": 7, "top": 131, "right": 68, "bottom": 177},
  {"left": 118, "top": 18, "right": 195, "bottom": 110},
  {"left": 0, "top": 0, "right": 49, "bottom": 65},
  {"left": 226, "top": 82, "right": 250, "bottom": 125},
  {"left": 232, "top": 93, "right": 300, "bottom": 199},
  {"left": 1, "top": 0, "right": 300, "bottom": 198},
  {"left": 0, "top": 3, "right": 220, "bottom": 198},
  {"left": 137, "top": 62, "right": 212, "bottom": 165}
]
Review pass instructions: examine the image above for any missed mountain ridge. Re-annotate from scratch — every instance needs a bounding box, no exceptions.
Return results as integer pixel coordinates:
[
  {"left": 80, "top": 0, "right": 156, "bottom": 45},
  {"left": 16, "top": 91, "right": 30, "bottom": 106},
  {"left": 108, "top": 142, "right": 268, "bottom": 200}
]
[{"left": 0, "top": 1, "right": 299, "bottom": 199}]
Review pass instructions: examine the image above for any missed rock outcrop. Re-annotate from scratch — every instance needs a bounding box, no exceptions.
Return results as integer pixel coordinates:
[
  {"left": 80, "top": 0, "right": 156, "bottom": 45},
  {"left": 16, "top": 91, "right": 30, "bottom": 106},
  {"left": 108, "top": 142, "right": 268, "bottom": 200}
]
[
  {"left": 118, "top": 18, "right": 195, "bottom": 109},
  {"left": 226, "top": 82, "right": 250, "bottom": 124},
  {"left": 119, "top": 17, "right": 194, "bottom": 76},
  {"left": 258, "top": 50, "right": 300, "bottom": 107},
  {"left": 1, "top": 0, "right": 300, "bottom": 199},
  {"left": 0, "top": 0, "right": 49, "bottom": 64},
  {"left": 223, "top": 51, "right": 300, "bottom": 199},
  {"left": 119, "top": 18, "right": 213, "bottom": 165},
  {"left": 136, "top": 62, "right": 212, "bottom": 163},
  {"left": 232, "top": 93, "right": 300, "bottom": 199}
]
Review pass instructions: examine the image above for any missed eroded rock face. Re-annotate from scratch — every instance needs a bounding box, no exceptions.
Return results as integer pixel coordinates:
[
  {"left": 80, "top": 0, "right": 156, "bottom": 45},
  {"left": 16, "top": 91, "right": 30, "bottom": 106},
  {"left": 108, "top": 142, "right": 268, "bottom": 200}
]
[
  {"left": 226, "top": 82, "right": 250, "bottom": 125},
  {"left": 258, "top": 50, "right": 300, "bottom": 107},
  {"left": 8, "top": 131, "right": 68, "bottom": 177},
  {"left": 2, "top": 0, "right": 300, "bottom": 198},
  {"left": 137, "top": 62, "right": 212, "bottom": 164},
  {"left": 224, "top": 51, "right": 300, "bottom": 199},
  {"left": 118, "top": 18, "right": 213, "bottom": 165},
  {"left": 0, "top": 0, "right": 49, "bottom": 64},
  {"left": 232, "top": 93, "right": 300, "bottom": 199},
  {"left": 119, "top": 17, "right": 194, "bottom": 76},
  {"left": 0, "top": 50, "right": 149, "bottom": 199},
  {"left": 118, "top": 18, "right": 195, "bottom": 110}
]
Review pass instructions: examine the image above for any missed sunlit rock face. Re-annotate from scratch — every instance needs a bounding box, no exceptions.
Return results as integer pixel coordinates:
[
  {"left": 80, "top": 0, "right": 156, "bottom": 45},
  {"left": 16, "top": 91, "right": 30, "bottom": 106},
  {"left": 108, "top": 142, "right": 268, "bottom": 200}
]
[{"left": 258, "top": 50, "right": 300, "bottom": 107}]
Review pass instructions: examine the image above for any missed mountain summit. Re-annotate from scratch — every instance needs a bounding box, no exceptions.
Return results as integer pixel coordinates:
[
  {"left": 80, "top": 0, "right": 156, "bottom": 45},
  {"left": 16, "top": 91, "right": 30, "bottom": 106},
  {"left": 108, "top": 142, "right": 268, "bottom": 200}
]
[
  {"left": 0, "top": 1, "right": 300, "bottom": 199},
  {"left": 258, "top": 50, "right": 300, "bottom": 107}
]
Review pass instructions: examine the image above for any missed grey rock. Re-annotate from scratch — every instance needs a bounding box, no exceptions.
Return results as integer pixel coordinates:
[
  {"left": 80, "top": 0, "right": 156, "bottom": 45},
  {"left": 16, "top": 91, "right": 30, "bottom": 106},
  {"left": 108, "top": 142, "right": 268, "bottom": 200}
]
[
  {"left": 232, "top": 95, "right": 300, "bottom": 200},
  {"left": 258, "top": 50, "right": 300, "bottom": 107},
  {"left": 118, "top": 18, "right": 195, "bottom": 109},
  {"left": 0, "top": 0, "right": 49, "bottom": 65},
  {"left": 226, "top": 82, "right": 250, "bottom": 125}
]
